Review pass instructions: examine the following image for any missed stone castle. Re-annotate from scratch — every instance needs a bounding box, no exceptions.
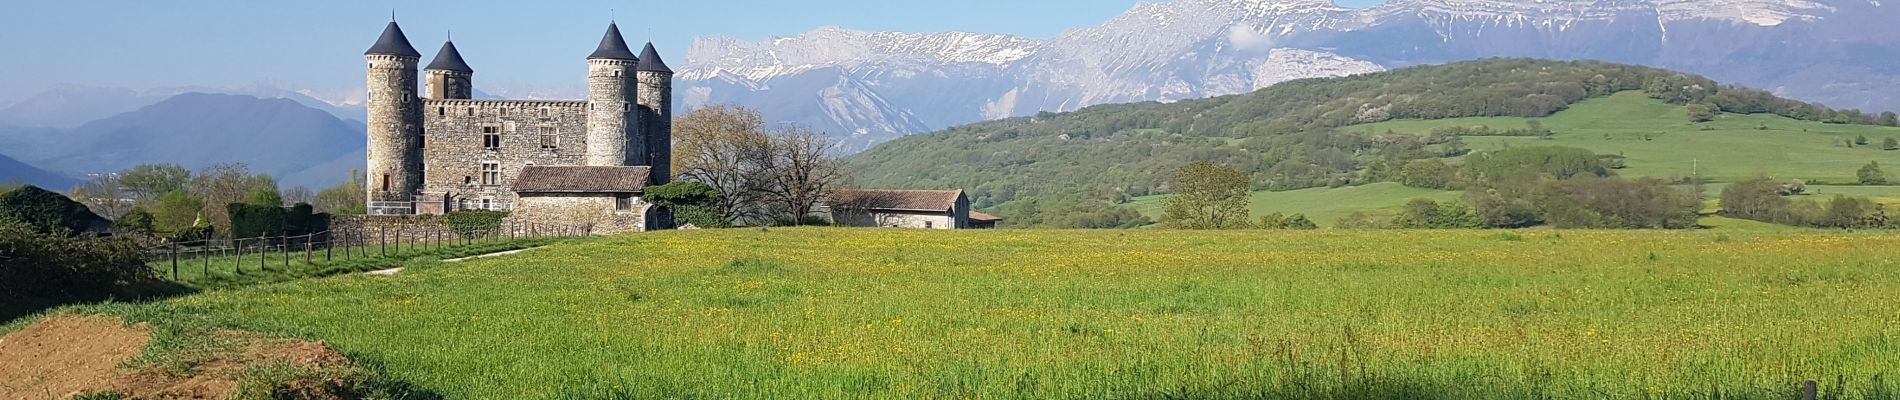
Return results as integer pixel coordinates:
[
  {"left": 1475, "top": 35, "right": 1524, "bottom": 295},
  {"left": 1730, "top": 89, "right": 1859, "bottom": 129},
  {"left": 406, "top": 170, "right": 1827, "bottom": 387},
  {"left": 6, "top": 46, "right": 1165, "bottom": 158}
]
[{"left": 362, "top": 20, "right": 673, "bottom": 220}]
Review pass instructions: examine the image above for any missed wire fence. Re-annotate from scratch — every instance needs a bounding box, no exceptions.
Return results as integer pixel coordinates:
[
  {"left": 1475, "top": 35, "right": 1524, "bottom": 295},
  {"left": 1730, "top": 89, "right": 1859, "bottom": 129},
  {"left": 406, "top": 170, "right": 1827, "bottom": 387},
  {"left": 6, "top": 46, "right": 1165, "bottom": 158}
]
[{"left": 147, "top": 220, "right": 591, "bottom": 281}]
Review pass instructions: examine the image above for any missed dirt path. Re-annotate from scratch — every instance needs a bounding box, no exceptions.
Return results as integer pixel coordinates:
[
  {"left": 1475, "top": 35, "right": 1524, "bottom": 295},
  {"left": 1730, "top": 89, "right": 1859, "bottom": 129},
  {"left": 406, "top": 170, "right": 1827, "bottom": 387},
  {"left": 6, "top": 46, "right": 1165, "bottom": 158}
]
[
  {"left": 0, "top": 315, "right": 362, "bottom": 399},
  {"left": 366, "top": 246, "right": 542, "bottom": 276}
]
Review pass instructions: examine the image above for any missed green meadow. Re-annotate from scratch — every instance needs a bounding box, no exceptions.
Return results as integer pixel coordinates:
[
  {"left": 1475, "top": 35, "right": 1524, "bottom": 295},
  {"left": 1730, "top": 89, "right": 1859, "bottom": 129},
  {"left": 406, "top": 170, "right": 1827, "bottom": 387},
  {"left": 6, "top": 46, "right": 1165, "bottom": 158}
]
[
  {"left": 1348, "top": 91, "right": 1900, "bottom": 183},
  {"left": 1127, "top": 182, "right": 1461, "bottom": 226},
  {"left": 47, "top": 228, "right": 1900, "bottom": 399}
]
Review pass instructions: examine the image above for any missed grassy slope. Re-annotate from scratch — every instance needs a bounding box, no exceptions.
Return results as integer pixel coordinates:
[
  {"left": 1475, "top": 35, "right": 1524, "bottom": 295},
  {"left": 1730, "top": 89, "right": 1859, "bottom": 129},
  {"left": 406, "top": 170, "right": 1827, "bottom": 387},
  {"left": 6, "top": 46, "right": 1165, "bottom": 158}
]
[
  {"left": 1349, "top": 92, "right": 1900, "bottom": 183},
  {"left": 123, "top": 228, "right": 1900, "bottom": 399},
  {"left": 1126, "top": 182, "right": 1462, "bottom": 226}
]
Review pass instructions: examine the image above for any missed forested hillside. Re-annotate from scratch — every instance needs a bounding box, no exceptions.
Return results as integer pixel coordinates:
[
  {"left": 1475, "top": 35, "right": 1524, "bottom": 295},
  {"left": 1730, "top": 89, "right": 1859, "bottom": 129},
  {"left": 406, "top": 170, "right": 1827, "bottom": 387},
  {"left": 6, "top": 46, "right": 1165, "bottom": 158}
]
[{"left": 846, "top": 58, "right": 1900, "bottom": 225}]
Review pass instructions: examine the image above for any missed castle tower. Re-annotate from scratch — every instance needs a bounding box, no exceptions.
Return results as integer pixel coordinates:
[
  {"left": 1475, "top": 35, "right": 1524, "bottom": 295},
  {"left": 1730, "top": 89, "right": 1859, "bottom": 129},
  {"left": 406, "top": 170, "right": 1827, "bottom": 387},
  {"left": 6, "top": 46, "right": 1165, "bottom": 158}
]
[
  {"left": 424, "top": 39, "right": 473, "bottom": 100},
  {"left": 364, "top": 21, "right": 424, "bottom": 211},
  {"left": 636, "top": 43, "right": 674, "bottom": 184},
  {"left": 584, "top": 22, "right": 640, "bottom": 167}
]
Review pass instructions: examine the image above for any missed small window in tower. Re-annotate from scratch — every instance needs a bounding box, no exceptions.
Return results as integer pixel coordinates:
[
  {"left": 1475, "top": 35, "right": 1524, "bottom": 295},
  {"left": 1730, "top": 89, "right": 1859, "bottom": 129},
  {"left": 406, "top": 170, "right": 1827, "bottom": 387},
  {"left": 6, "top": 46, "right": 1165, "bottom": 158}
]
[
  {"left": 613, "top": 70, "right": 621, "bottom": 78},
  {"left": 480, "top": 163, "right": 499, "bottom": 186},
  {"left": 467, "top": 107, "right": 475, "bottom": 117},
  {"left": 437, "top": 107, "right": 445, "bottom": 117},
  {"left": 539, "top": 107, "right": 550, "bottom": 118},
  {"left": 481, "top": 198, "right": 493, "bottom": 210},
  {"left": 403, "top": 91, "right": 413, "bottom": 101},
  {"left": 623, "top": 101, "right": 631, "bottom": 113},
  {"left": 540, "top": 127, "right": 558, "bottom": 149},
  {"left": 418, "top": 133, "right": 425, "bottom": 149},
  {"left": 381, "top": 174, "right": 390, "bottom": 191}
]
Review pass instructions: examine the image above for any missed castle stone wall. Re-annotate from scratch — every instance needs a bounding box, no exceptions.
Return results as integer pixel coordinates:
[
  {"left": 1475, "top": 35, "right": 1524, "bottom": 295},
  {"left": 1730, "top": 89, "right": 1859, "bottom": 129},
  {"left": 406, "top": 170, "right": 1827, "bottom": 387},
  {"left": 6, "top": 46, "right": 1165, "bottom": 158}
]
[
  {"left": 512, "top": 193, "right": 649, "bottom": 235},
  {"left": 366, "top": 54, "right": 424, "bottom": 209},
  {"left": 636, "top": 71, "right": 673, "bottom": 184},
  {"left": 586, "top": 59, "right": 639, "bottom": 166},
  {"left": 419, "top": 99, "right": 589, "bottom": 211}
]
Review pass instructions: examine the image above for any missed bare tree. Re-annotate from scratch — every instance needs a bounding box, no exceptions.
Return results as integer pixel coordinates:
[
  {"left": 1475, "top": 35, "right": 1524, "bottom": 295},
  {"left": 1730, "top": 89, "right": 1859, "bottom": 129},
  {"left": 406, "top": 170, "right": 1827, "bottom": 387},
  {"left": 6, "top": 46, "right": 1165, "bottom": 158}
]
[
  {"left": 315, "top": 170, "right": 368, "bottom": 214},
  {"left": 758, "top": 126, "right": 846, "bottom": 224},
  {"left": 282, "top": 186, "right": 316, "bottom": 206},
  {"left": 71, "top": 174, "right": 134, "bottom": 219},
  {"left": 674, "top": 105, "right": 773, "bottom": 225},
  {"left": 188, "top": 163, "right": 276, "bottom": 236}
]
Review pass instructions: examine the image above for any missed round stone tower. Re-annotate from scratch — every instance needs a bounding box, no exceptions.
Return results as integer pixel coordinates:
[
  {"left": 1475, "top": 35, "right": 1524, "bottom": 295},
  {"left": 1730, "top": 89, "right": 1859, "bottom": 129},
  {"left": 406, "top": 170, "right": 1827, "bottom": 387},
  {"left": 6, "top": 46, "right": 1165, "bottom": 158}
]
[
  {"left": 636, "top": 42, "right": 674, "bottom": 184},
  {"left": 424, "top": 39, "right": 473, "bottom": 100},
  {"left": 584, "top": 22, "right": 640, "bottom": 167},
  {"left": 364, "top": 21, "right": 424, "bottom": 211}
]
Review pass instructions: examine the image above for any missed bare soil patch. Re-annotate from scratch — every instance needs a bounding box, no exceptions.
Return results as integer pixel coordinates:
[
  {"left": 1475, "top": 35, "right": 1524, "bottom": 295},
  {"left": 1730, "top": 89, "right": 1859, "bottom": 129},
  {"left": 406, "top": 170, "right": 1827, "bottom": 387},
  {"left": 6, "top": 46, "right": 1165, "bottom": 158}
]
[
  {"left": 0, "top": 315, "right": 359, "bottom": 400},
  {"left": 0, "top": 315, "right": 151, "bottom": 399}
]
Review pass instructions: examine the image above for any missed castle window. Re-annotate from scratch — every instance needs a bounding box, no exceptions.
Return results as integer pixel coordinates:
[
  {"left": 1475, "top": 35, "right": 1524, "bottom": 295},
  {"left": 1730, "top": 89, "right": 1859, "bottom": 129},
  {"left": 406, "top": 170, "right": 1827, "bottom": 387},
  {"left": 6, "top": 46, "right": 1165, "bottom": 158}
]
[
  {"left": 381, "top": 174, "right": 390, "bottom": 191},
  {"left": 539, "top": 107, "right": 550, "bottom": 118},
  {"left": 613, "top": 70, "right": 621, "bottom": 78},
  {"left": 481, "top": 198, "right": 493, "bottom": 210},
  {"left": 480, "top": 163, "right": 499, "bottom": 186},
  {"left": 467, "top": 107, "right": 475, "bottom": 117},
  {"left": 623, "top": 101, "right": 631, "bottom": 113},
  {"left": 437, "top": 107, "right": 445, "bottom": 117},
  {"left": 418, "top": 133, "right": 425, "bottom": 149},
  {"left": 403, "top": 91, "right": 413, "bottom": 101},
  {"left": 540, "top": 127, "right": 558, "bottom": 149},
  {"left": 482, "top": 126, "right": 500, "bottom": 149}
]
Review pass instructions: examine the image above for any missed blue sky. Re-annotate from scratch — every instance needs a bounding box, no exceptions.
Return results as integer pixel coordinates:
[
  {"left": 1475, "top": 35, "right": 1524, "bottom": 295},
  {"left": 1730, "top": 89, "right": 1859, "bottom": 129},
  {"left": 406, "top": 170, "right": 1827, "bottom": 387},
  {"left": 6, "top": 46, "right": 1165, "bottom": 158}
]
[{"left": 0, "top": 0, "right": 1386, "bottom": 102}]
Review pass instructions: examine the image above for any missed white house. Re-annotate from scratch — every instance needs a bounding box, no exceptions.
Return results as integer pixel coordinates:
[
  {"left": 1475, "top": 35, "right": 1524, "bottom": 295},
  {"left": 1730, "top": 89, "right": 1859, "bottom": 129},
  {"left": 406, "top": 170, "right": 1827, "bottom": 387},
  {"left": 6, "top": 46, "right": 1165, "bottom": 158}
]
[{"left": 825, "top": 189, "right": 971, "bottom": 229}]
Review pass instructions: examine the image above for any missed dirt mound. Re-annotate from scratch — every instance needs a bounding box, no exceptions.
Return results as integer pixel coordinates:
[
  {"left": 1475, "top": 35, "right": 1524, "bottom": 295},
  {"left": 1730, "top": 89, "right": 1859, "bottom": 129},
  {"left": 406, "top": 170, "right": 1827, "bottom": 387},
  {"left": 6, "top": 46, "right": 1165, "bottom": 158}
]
[
  {"left": 0, "top": 315, "right": 360, "bottom": 400},
  {"left": 0, "top": 315, "right": 152, "bottom": 399}
]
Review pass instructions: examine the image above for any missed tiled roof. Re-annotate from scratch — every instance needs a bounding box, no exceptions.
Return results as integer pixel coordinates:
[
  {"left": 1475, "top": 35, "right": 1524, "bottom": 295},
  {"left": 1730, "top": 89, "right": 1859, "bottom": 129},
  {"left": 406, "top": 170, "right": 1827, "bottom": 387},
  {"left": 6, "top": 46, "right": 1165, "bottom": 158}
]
[
  {"left": 512, "top": 166, "right": 651, "bottom": 193},
  {"left": 828, "top": 189, "right": 964, "bottom": 212},
  {"left": 969, "top": 211, "right": 1002, "bottom": 222}
]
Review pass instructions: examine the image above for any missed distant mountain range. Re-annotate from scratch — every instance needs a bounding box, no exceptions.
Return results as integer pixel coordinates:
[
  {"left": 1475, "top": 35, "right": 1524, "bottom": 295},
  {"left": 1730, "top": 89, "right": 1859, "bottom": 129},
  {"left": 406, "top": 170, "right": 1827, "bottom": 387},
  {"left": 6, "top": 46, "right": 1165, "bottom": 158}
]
[
  {"left": 0, "top": 93, "right": 365, "bottom": 188},
  {"left": 0, "top": 150, "right": 75, "bottom": 189},
  {"left": 680, "top": 0, "right": 1900, "bottom": 151}
]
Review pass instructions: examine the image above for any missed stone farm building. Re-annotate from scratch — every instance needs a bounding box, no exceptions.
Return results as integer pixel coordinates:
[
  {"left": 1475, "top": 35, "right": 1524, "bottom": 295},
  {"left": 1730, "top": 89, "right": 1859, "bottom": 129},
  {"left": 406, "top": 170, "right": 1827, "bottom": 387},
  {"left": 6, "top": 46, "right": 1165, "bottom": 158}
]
[
  {"left": 826, "top": 189, "right": 985, "bottom": 229},
  {"left": 360, "top": 19, "right": 674, "bottom": 233}
]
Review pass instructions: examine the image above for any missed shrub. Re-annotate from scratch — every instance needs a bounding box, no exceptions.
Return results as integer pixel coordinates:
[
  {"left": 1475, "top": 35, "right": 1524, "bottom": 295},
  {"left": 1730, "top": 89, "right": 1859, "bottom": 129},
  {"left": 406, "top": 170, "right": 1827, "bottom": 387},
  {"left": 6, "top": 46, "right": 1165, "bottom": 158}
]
[
  {"left": 1258, "top": 213, "right": 1319, "bottom": 230},
  {"left": 1333, "top": 212, "right": 1389, "bottom": 229},
  {"left": 1391, "top": 199, "right": 1483, "bottom": 229},
  {"left": 446, "top": 210, "right": 509, "bottom": 237},
  {"left": 0, "top": 185, "right": 107, "bottom": 236},
  {"left": 226, "top": 203, "right": 287, "bottom": 239},
  {"left": 0, "top": 219, "right": 163, "bottom": 311},
  {"left": 1529, "top": 177, "right": 1701, "bottom": 229},
  {"left": 1859, "top": 162, "right": 1889, "bottom": 186},
  {"left": 646, "top": 181, "right": 726, "bottom": 228},
  {"left": 117, "top": 208, "right": 157, "bottom": 235}
]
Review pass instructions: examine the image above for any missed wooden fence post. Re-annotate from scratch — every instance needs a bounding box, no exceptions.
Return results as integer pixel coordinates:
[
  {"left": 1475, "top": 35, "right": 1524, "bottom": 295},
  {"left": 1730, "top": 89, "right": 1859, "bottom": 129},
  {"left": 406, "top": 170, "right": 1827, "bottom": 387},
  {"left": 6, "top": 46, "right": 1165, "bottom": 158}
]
[
  {"left": 202, "top": 240, "right": 210, "bottom": 277},
  {"left": 282, "top": 235, "right": 290, "bottom": 268},
  {"left": 305, "top": 234, "right": 313, "bottom": 264},
  {"left": 381, "top": 226, "right": 388, "bottom": 257},
  {"left": 258, "top": 236, "right": 267, "bottom": 271},
  {"left": 234, "top": 238, "right": 243, "bottom": 275},
  {"left": 170, "top": 244, "right": 179, "bottom": 280}
]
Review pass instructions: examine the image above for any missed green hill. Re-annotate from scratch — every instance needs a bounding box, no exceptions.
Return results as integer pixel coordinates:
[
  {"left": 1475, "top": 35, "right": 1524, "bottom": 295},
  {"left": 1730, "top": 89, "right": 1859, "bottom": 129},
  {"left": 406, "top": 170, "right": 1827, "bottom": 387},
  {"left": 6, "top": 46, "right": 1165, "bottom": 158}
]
[
  {"left": 1348, "top": 92, "right": 1900, "bottom": 183},
  {"left": 1127, "top": 182, "right": 1460, "bottom": 226},
  {"left": 846, "top": 59, "right": 1899, "bottom": 227}
]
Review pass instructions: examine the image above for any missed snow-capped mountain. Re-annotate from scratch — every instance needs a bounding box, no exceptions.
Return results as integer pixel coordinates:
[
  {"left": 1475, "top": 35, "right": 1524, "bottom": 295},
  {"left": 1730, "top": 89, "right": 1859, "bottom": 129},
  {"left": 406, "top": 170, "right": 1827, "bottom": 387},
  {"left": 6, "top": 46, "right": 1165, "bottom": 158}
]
[{"left": 680, "top": 0, "right": 1900, "bottom": 152}]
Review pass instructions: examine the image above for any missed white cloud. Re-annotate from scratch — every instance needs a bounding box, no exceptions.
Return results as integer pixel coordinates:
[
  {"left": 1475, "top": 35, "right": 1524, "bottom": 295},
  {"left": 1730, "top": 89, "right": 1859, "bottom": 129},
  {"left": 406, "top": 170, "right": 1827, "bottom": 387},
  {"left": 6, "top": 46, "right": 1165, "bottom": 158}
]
[{"left": 1226, "top": 25, "right": 1275, "bottom": 53}]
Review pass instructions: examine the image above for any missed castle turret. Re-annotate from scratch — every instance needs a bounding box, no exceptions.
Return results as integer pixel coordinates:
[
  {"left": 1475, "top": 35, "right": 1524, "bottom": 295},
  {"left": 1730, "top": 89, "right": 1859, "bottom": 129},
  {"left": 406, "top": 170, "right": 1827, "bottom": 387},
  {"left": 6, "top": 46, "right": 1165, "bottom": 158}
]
[
  {"left": 584, "top": 22, "right": 639, "bottom": 167},
  {"left": 636, "top": 42, "right": 674, "bottom": 184},
  {"left": 424, "top": 39, "right": 473, "bottom": 100},
  {"left": 364, "top": 21, "right": 424, "bottom": 213}
]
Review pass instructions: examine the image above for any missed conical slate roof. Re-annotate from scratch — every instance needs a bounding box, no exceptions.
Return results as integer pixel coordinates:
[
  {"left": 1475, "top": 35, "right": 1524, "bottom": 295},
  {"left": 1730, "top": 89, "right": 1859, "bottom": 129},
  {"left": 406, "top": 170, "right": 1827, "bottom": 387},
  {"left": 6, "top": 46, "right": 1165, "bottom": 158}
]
[
  {"left": 637, "top": 42, "right": 672, "bottom": 73},
  {"left": 426, "top": 40, "right": 473, "bottom": 73},
  {"left": 365, "top": 21, "right": 421, "bottom": 57},
  {"left": 587, "top": 22, "right": 638, "bottom": 61}
]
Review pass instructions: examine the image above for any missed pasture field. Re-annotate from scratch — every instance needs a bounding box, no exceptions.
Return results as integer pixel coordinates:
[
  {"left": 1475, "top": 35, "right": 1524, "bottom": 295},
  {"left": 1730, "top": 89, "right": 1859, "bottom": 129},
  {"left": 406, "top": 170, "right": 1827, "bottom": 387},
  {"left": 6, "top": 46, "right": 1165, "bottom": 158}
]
[
  {"left": 1127, "top": 182, "right": 1462, "bottom": 226},
  {"left": 1347, "top": 91, "right": 1900, "bottom": 183},
  {"left": 64, "top": 228, "right": 1900, "bottom": 399}
]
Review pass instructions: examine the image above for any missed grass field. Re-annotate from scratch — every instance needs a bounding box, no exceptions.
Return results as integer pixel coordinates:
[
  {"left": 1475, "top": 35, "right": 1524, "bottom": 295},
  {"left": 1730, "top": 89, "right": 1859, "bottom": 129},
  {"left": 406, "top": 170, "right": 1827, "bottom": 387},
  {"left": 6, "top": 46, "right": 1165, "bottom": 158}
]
[
  {"left": 1128, "top": 183, "right": 1463, "bottom": 226},
  {"left": 56, "top": 228, "right": 1900, "bottom": 399},
  {"left": 1348, "top": 91, "right": 1900, "bottom": 183}
]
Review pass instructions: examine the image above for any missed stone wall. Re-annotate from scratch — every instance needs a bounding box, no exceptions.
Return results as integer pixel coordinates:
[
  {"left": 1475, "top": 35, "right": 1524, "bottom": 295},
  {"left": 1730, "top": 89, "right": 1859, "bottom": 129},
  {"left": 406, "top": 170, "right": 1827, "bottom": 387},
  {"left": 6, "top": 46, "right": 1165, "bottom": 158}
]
[
  {"left": 332, "top": 214, "right": 595, "bottom": 243},
  {"left": 833, "top": 210, "right": 960, "bottom": 229},
  {"left": 425, "top": 69, "right": 473, "bottom": 100},
  {"left": 419, "top": 99, "right": 589, "bottom": 211},
  {"left": 512, "top": 193, "right": 649, "bottom": 235}
]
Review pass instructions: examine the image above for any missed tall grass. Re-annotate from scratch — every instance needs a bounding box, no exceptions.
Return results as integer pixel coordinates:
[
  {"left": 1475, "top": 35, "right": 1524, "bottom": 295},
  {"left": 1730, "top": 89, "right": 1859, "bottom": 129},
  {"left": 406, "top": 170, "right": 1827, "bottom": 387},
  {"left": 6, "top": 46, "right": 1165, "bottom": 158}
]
[{"left": 104, "top": 228, "right": 1900, "bottom": 398}]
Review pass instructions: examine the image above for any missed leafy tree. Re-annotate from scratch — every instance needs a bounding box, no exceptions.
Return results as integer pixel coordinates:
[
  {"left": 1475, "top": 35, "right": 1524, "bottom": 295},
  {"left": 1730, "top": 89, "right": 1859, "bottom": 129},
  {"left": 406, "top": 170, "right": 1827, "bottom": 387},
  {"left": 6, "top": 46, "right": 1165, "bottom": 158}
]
[
  {"left": 116, "top": 208, "right": 156, "bottom": 235},
  {"left": 988, "top": 195, "right": 1151, "bottom": 229},
  {"left": 117, "top": 163, "right": 190, "bottom": 201},
  {"left": 1881, "top": 112, "right": 1900, "bottom": 127},
  {"left": 150, "top": 190, "right": 204, "bottom": 235},
  {"left": 1686, "top": 103, "right": 1717, "bottom": 123},
  {"left": 1161, "top": 162, "right": 1251, "bottom": 229},
  {"left": 1855, "top": 135, "right": 1872, "bottom": 146},
  {"left": 1885, "top": 138, "right": 1899, "bottom": 151},
  {"left": 1391, "top": 198, "right": 1482, "bottom": 229},
  {"left": 1399, "top": 159, "right": 1459, "bottom": 190},
  {"left": 315, "top": 170, "right": 368, "bottom": 215},
  {"left": 1530, "top": 177, "right": 1700, "bottom": 229},
  {"left": 675, "top": 105, "right": 773, "bottom": 225},
  {"left": 1861, "top": 162, "right": 1890, "bottom": 186},
  {"left": 245, "top": 186, "right": 284, "bottom": 207},
  {"left": 1721, "top": 179, "right": 1791, "bottom": 220}
]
